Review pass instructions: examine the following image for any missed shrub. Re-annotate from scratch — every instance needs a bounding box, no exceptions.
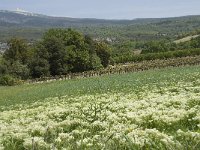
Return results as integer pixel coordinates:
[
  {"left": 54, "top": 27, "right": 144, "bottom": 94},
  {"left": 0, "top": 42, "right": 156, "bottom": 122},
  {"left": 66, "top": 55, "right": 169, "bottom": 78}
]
[
  {"left": 113, "top": 48, "right": 200, "bottom": 63},
  {"left": 0, "top": 75, "right": 21, "bottom": 86}
]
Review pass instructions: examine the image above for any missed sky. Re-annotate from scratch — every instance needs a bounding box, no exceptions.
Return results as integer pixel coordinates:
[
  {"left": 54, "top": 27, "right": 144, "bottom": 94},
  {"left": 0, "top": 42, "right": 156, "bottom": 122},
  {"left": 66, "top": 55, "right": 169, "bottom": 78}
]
[{"left": 1, "top": 0, "right": 200, "bottom": 19}]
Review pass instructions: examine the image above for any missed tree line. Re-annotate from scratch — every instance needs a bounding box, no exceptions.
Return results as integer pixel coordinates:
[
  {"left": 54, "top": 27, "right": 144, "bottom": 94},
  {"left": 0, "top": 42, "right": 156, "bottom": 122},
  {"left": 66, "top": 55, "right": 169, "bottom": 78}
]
[
  {"left": 1, "top": 28, "right": 200, "bottom": 86},
  {"left": 0, "top": 29, "right": 111, "bottom": 85},
  {"left": 141, "top": 36, "right": 200, "bottom": 54},
  {"left": 112, "top": 35, "right": 200, "bottom": 63}
]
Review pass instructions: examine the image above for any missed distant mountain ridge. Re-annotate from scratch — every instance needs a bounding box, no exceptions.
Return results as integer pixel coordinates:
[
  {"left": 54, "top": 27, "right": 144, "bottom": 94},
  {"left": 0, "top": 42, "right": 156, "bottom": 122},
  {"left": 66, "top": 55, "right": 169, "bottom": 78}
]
[
  {"left": 0, "top": 10, "right": 200, "bottom": 42},
  {"left": 0, "top": 9, "right": 133, "bottom": 27},
  {"left": 0, "top": 9, "right": 44, "bottom": 17},
  {"left": 1, "top": 9, "right": 200, "bottom": 27}
]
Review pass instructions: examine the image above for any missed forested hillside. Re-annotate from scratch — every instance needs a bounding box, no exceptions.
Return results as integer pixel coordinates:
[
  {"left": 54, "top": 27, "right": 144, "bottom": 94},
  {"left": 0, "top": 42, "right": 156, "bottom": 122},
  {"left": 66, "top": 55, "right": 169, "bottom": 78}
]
[{"left": 1, "top": 10, "right": 200, "bottom": 42}]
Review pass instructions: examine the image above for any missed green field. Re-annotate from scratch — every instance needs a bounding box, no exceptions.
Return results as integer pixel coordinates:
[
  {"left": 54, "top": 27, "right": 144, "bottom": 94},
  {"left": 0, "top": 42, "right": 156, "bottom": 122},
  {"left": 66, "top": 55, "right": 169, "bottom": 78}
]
[
  {"left": 174, "top": 35, "right": 199, "bottom": 43},
  {"left": 0, "top": 65, "right": 200, "bottom": 149}
]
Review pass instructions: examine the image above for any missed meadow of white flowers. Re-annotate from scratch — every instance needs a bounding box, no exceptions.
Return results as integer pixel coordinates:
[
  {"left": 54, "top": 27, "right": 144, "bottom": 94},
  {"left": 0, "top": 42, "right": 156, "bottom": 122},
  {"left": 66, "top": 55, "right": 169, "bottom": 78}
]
[{"left": 0, "top": 77, "right": 200, "bottom": 149}]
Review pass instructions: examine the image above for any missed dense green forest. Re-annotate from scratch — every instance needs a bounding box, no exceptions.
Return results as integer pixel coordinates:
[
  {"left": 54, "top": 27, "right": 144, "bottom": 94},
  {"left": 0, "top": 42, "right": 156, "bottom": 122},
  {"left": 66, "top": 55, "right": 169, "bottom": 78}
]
[{"left": 0, "top": 29, "right": 112, "bottom": 85}]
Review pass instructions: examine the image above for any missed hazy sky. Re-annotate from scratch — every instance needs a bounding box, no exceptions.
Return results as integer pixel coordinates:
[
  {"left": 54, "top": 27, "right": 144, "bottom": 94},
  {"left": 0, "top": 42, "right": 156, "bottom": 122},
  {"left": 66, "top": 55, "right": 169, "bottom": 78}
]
[{"left": 1, "top": 0, "right": 200, "bottom": 19}]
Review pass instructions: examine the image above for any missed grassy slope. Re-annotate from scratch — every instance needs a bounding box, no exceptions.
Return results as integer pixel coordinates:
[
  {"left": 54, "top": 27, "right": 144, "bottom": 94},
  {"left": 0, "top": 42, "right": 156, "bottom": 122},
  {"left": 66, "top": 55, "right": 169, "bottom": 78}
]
[
  {"left": 174, "top": 34, "right": 199, "bottom": 43},
  {"left": 1, "top": 65, "right": 200, "bottom": 110}
]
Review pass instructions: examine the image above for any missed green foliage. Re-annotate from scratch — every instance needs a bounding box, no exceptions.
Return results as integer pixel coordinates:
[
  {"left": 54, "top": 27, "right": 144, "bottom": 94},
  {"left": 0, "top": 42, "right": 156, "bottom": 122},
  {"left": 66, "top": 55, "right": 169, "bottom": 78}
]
[
  {"left": 34, "top": 28, "right": 110, "bottom": 75},
  {"left": 3, "top": 136, "right": 25, "bottom": 150},
  {"left": 3, "top": 27, "right": 200, "bottom": 81},
  {"left": 113, "top": 33, "right": 200, "bottom": 64},
  {"left": 0, "top": 58, "right": 8, "bottom": 75},
  {"left": 29, "top": 58, "right": 50, "bottom": 78},
  {"left": 3, "top": 38, "right": 29, "bottom": 64},
  {"left": 141, "top": 40, "right": 170, "bottom": 53},
  {"left": 112, "top": 41, "right": 136, "bottom": 57},
  {"left": 43, "top": 36, "right": 69, "bottom": 75},
  {"left": 140, "top": 35, "right": 200, "bottom": 55},
  {"left": 114, "top": 48, "right": 200, "bottom": 63},
  {"left": 1, "top": 14, "right": 200, "bottom": 43},
  {"left": 1, "top": 29, "right": 111, "bottom": 79},
  {"left": 95, "top": 42, "right": 111, "bottom": 67},
  {"left": 1, "top": 38, "right": 30, "bottom": 80},
  {"left": 190, "top": 36, "right": 200, "bottom": 48},
  {"left": 7, "top": 61, "right": 30, "bottom": 80},
  {"left": 0, "top": 59, "right": 29, "bottom": 80},
  {"left": 89, "top": 54, "right": 103, "bottom": 70},
  {"left": 0, "top": 74, "right": 19, "bottom": 86}
]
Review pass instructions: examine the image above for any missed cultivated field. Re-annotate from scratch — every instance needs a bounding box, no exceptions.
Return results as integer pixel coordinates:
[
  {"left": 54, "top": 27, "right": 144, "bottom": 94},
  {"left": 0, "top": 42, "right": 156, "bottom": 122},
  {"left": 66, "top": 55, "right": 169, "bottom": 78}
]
[{"left": 0, "top": 65, "right": 200, "bottom": 150}]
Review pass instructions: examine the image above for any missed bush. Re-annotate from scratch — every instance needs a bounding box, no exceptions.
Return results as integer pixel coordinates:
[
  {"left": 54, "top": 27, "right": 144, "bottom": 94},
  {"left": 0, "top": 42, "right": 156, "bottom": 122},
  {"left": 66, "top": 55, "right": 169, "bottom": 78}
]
[
  {"left": 113, "top": 48, "right": 200, "bottom": 63},
  {"left": 8, "top": 61, "right": 30, "bottom": 80},
  {"left": 89, "top": 54, "right": 103, "bottom": 70},
  {"left": 0, "top": 75, "right": 21, "bottom": 86},
  {"left": 29, "top": 58, "right": 50, "bottom": 78},
  {"left": 95, "top": 42, "right": 111, "bottom": 67}
]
